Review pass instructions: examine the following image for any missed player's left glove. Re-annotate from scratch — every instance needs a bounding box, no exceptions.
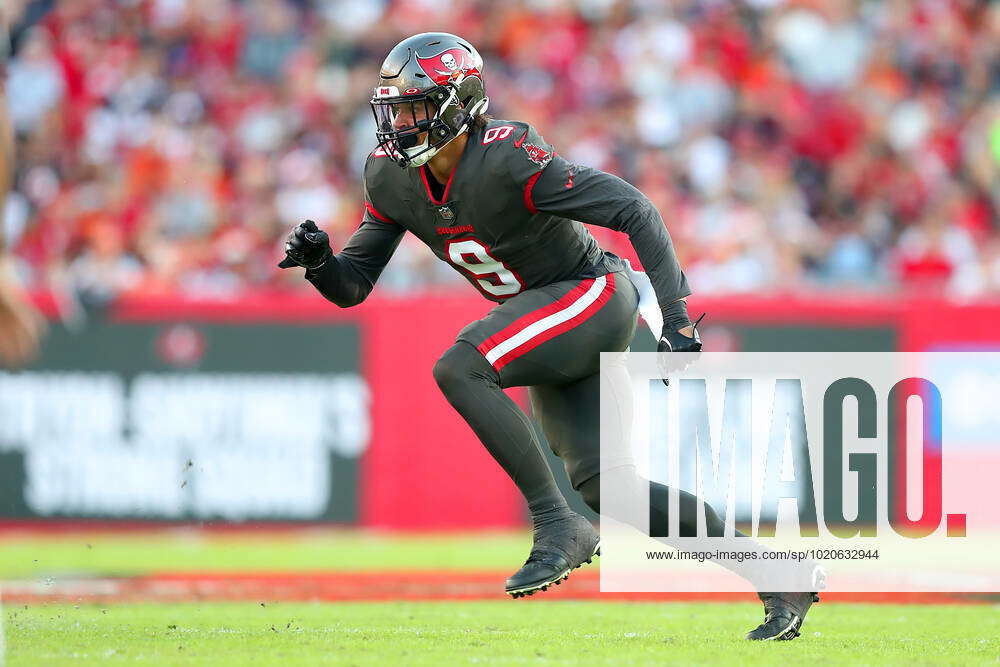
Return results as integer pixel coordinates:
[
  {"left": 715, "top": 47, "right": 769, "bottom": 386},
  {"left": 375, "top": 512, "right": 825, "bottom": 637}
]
[
  {"left": 656, "top": 313, "right": 705, "bottom": 387},
  {"left": 277, "top": 220, "right": 332, "bottom": 270}
]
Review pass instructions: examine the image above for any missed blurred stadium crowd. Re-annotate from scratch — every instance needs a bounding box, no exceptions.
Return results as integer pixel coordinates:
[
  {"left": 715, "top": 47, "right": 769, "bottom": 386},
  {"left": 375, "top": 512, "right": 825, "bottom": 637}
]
[{"left": 2, "top": 0, "right": 998, "bottom": 305}]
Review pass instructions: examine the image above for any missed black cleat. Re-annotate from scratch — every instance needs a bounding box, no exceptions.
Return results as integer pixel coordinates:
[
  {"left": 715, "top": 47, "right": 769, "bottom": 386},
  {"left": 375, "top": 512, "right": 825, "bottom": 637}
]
[
  {"left": 506, "top": 511, "right": 600, "bottom": 599},
  {"left": 745, "top": 591, "right": 820, "bottom": 640}
]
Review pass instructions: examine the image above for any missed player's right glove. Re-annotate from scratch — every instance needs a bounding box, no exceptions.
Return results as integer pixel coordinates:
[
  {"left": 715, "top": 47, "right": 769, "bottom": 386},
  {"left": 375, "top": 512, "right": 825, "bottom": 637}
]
[
  {"left": 657, "top": 320, "right": 704, "bottom": 353},
  {"left": 277, "top": 220, "right": 332, "bottom": 270}
]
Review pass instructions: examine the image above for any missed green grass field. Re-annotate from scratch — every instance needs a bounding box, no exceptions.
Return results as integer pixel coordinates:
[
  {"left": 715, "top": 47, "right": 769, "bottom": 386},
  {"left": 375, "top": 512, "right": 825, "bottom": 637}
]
[
  {"left": 3, "top": 530, "right": 999, "bottom": 665},
  {"left": 0, "top": 530, "right": 533, "bottom": 578},
  {"left": 7, "top": 601, "right": 999, "bottom": 666}
]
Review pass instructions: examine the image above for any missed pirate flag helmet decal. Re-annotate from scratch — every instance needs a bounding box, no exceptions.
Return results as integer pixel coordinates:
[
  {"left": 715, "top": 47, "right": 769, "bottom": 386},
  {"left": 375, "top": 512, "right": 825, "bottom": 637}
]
[
  {"left": 415, "top": 47, "right": 481, "bottom": 85},
  {"left": 371, "top": 33, "right": 489, "bottom": 168}
]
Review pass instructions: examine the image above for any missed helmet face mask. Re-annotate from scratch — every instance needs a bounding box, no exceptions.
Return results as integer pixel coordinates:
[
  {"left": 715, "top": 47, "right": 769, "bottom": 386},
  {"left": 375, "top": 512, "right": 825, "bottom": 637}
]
[
  {"left": 370, "top": 33, "right": 489, "bottom": 169},
  {"left": 371, "top": 86, "right": 458, "bottom": 168}
]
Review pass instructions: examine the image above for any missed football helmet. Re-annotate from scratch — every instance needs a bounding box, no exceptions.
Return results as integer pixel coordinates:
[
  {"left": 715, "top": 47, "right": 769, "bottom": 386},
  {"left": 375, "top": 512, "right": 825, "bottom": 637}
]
[{"left": 371, "top": 32, "right": 489, "bottom": 168}]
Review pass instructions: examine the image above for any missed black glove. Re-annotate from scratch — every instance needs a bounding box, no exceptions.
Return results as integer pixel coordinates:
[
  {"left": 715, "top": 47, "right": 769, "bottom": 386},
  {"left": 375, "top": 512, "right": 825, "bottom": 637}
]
[
  {"left": 277, "top": 220, "right": 332, "bottom": 270},
  {"left": 656, "top": 313, "right": 705, "bottom": 386}
]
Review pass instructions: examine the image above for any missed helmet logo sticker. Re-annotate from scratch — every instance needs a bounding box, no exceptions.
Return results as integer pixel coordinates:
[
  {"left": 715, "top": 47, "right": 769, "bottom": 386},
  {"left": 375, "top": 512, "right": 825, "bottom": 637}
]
[{"left": 416, "top": 48, "right": 480, "bottom": 85}]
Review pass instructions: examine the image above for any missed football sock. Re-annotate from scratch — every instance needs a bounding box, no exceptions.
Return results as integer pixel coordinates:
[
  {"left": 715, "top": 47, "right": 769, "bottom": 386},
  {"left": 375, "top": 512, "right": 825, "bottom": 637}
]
[
  {"left": 578, "top": 471, "right": 816, "bottom": 591},
  {"left": 578, "top": 473, "right": 734, "bottom": 537}
]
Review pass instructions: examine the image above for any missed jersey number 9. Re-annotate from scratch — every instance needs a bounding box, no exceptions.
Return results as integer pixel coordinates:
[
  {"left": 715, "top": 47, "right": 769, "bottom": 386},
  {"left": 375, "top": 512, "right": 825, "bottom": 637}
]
[{"left": 445, "top": 238, "right": 524, "bottom": 298}]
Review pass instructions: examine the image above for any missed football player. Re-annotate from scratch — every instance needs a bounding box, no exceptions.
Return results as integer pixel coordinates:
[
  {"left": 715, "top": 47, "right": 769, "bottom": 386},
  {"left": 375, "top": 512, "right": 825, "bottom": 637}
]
[{"left": 280, "top": 33, "right": 818, "bottom": 640}]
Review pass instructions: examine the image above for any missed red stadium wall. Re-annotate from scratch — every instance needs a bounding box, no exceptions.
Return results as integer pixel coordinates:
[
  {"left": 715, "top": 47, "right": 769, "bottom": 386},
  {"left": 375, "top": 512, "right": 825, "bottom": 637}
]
[
  {"left": 29, "top": 290, "right": 1000, "bottom": 530},
  {"left": 360, "top": 296, "right": 525, "bottom": 530}
]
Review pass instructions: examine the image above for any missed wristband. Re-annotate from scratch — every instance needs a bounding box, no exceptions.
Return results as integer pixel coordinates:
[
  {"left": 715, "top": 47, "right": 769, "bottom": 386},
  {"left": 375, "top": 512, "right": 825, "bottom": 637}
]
[{"left": 661, "top": 298, "right": 691, "bottom": 333}]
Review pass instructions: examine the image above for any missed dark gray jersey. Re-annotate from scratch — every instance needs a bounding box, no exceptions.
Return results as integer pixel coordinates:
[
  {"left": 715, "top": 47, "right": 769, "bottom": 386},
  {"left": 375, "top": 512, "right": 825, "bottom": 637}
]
[{"left": 306, "top": 119, "right": 690, "bottom": 317}]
